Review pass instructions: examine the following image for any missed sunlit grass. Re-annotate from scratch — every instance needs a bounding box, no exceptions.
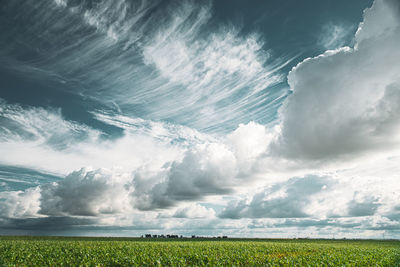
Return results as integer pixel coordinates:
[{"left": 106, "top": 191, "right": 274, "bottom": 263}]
[{"left": 0, "top": 236, "right": 399, "bottom": 266}]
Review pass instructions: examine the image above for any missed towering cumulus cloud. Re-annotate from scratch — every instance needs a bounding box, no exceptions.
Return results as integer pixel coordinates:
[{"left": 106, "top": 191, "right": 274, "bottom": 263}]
[{"left": 274, "top": 0, "right": 400, "bottom": 160}]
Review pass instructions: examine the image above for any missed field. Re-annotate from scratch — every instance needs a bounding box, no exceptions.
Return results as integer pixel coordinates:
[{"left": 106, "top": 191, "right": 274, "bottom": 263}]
[{"left": 0, "top": 236, "right": 399, "bottom": 266}]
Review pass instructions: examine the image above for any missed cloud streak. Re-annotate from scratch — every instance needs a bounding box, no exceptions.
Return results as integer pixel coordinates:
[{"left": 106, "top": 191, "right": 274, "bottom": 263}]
[{"left": 1, "top": 0, "right": 288, "bottom": 133}]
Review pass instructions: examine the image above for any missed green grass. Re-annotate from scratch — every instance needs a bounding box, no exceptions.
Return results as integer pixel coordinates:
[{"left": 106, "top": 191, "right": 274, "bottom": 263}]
[{"left": 0, "top": 236, "right": 399, "bottom": 266}]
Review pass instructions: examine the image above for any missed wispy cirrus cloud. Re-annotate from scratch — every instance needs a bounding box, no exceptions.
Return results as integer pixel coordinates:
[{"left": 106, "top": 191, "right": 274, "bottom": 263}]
[
  {"left": 1, "top": 0, "right": 289, "bottom": 133},
  {"left": 317, "top": 23, "right": 355, "bottom": 50}
]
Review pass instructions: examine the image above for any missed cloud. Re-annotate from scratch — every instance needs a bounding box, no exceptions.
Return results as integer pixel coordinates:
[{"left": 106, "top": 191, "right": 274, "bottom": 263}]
[
  {"left": 226, "top": 122, "right": 271, "bottom": 176},
  {"left": 39, "top": 168, "right": 133, "bottom": 216},
  {"left": 132, "top": 142, "right": 238, "bottom": 210},
  {"left": 93, "top": 111, "right": 216, "bottom": 146},
  {"left": 0, "top": 165, "right": 62, "bottom": 192},
  {"left": 1, "top": 98, "right": 399, "bottom": 235},
  {"left": 219, "top": 176, "right": 334, "bottom": 219},
  {"left": 273, "top": 0, "right": 400, "bottom": 161},
  {"left": 0, "top": 100, "right": 183, "bottom": 175},
  {"left": 130, "top": 121, "right": 274, "bottom": 210},
  {"left": 0, "top": 216, "right": 97, "bottom": 232},
  {"left": 218, "top": 154, "right": 400, "bottom": 222},
  {"left": 347, "top": 195, "right": 380, "bottom": 217},
  {"left": 1, "top": 0, "right": 288, "bottom": 133},
  {"left": 0, "top": 187, "right": 41, "bottom": 219},
  {"left": 0, "top": 98, "right": 272, "bottom": 219},
  {"left": 318, "top": 23, "right": 355, "bottom": 50},
  {"left": 173, "top": 204, "right": 215, "bottom": 219},
  {"left": 141, "top": 10, "right": 286, "bottom": 130},
  {"left": 247, "top": 218, "right": 363, "bottom": 230},
  {"left": 0, "top": 105, "right": 270, "bottom": 219},
  {"left": 385, "top": 205, "right": 400, "bottom": 222},
  {"left": 1, "top": 0, "right": 400, "bottom": 239},
  {"left": 0, "top": 99, "right": 100, "bottom": 149}
]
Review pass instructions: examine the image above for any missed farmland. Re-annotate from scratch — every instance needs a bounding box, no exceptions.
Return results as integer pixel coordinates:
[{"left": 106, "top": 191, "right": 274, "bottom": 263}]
[{"left": 0, "top": 236, "right": 399, "bottom": 266}]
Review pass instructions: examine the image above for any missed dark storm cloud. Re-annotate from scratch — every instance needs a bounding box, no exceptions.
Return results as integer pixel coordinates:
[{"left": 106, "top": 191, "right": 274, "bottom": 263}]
[
  {"left": 0, "top": 216, "right": 97, "bottom": 231},
  {"left": 0, "top": 216, "right": 161, "bottom": 236}
]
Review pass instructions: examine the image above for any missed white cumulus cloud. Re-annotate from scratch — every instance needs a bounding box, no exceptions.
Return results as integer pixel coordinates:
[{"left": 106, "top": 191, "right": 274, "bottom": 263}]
[{"left": 273, "top": 0, "right": 400, "bottom": 161}]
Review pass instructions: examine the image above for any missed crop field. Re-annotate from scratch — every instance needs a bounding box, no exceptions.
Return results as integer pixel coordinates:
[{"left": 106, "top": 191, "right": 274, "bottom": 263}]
[{"left": 0, "top": 236, "right": 399, "bottom": 266}]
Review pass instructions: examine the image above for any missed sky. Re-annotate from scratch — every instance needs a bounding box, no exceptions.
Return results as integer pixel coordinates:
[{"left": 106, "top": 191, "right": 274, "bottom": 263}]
[{"left": 0, "top": 0, "right": 400, "bottom": 239}]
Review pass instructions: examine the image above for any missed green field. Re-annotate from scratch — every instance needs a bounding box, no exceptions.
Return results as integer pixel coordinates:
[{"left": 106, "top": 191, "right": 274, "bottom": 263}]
[{"left": 0, "top": 236, "right": 399, "bottom": 266}]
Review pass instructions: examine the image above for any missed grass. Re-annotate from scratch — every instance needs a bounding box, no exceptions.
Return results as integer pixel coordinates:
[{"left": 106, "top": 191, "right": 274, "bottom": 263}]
[{"left": 0, "top": 236, "right": 399, "bottom": 266}]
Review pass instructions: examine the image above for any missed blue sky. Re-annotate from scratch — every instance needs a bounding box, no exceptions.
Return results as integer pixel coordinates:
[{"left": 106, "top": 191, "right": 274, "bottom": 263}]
[{"left": 1, "top": 0, "right": 400, "bottom": 238}]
